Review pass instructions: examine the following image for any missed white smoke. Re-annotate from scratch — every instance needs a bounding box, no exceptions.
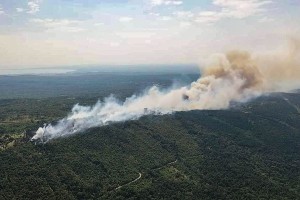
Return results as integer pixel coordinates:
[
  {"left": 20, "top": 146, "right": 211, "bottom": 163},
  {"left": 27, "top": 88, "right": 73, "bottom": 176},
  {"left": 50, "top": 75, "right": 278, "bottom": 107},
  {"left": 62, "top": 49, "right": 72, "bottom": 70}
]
[{"left": 32, "top": 42, "right": 300, "bottom": 142}]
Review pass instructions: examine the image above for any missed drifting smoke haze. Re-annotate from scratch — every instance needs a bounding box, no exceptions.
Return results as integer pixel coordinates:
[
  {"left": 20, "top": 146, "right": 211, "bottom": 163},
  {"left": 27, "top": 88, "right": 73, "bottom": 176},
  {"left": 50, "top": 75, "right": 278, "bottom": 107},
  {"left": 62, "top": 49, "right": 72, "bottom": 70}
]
[
  {"left": 257, "top": 38, "right": 300, "bottom": 91},
  {"left": 32, "top": 40, "right": 300, "bottom": 142}
]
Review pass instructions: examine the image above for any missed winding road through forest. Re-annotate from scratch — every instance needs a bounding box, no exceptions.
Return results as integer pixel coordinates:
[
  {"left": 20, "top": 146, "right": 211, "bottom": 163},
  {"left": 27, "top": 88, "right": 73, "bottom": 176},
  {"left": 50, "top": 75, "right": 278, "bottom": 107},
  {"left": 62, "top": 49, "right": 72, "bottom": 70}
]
[
  {"left": 114, "top": 159, "right": 178, "bottom": 191},
  {"left": 115, "top": 172, "right": 142, "bottom": 190}
]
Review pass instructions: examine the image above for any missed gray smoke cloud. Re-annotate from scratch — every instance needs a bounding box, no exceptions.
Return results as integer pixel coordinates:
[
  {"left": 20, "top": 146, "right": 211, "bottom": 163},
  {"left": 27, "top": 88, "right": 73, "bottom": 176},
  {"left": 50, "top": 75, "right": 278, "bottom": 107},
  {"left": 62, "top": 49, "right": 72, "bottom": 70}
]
[{"left": 32, "top": 40, "right": 300, "bottom": 142}]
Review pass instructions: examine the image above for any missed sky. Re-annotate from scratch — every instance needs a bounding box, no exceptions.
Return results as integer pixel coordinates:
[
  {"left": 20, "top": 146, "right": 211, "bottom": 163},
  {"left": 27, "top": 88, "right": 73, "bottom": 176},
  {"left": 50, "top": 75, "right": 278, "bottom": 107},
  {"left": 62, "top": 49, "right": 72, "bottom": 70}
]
[{"left": 0, "top": 0, "right": 299, "bottom": 68}]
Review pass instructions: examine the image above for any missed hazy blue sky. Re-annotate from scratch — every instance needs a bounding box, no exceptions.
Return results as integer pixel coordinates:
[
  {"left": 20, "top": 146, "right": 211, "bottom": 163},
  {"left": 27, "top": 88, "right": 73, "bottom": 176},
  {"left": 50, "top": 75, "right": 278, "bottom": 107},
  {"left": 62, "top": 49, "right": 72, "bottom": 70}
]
[{"left": 0, "top": 0, "right": 299, "bottom": 68}]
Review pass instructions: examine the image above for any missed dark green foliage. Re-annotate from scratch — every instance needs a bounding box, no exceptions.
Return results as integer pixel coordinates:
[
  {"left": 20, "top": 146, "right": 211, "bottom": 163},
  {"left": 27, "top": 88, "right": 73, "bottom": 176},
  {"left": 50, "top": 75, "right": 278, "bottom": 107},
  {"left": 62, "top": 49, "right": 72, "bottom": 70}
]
[{"left": 1, "top": 92, "right": 300, "bottom": 199}]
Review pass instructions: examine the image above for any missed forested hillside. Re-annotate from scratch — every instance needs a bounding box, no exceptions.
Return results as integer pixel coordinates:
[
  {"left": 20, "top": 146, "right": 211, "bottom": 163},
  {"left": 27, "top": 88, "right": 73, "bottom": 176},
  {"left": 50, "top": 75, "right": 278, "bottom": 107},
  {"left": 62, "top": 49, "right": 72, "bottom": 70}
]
[{"left": 1, "top": 93, "right": 300, "bottom": 199}]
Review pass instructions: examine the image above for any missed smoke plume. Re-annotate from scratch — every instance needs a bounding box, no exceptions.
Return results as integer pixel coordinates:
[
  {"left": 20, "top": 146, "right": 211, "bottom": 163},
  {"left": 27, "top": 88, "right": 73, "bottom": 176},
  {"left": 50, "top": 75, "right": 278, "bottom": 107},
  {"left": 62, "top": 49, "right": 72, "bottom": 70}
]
[{"left": 32, "top": 41, "right": 300, "bottom": 142}]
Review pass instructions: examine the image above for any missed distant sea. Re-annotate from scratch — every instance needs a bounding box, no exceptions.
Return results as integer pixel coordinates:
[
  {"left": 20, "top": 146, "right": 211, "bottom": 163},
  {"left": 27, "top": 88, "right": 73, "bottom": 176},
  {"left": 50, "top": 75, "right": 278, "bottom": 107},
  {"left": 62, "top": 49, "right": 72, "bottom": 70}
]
[
  {"left": 0, "top": 65, "right": 199, "bottom": 76},
  {"left": 0, "top": 68, "right": 75, "bottom": 75},
  {"left": 0, "top": 67, "right": 199, "bottom": 99}
]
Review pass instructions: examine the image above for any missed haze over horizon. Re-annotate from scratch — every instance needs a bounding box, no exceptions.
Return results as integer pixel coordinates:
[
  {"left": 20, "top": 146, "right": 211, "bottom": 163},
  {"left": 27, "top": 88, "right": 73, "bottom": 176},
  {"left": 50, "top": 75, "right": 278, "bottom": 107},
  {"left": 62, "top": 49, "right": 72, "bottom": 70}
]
[{"left": 0, "top": 0, "right": 299, "bottom": 68}]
